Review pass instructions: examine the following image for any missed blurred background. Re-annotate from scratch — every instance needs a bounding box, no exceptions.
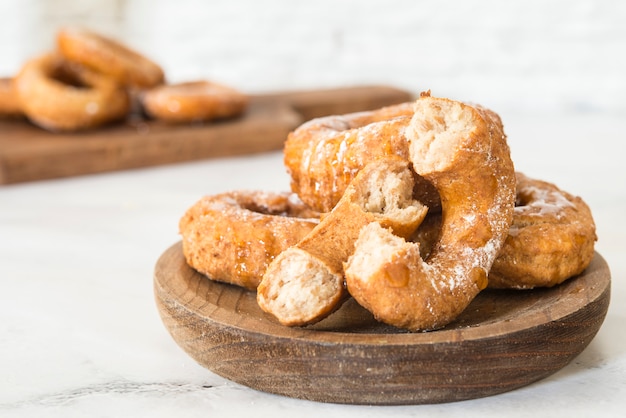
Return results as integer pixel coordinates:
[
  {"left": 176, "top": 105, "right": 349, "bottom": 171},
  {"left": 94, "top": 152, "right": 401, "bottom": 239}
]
[{"left": 1, "top": 0, "right": 624, "bottom": 116}]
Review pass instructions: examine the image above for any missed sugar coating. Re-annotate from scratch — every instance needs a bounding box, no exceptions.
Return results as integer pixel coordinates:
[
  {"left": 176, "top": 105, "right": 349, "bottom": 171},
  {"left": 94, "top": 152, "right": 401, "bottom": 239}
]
[
  {"left": 285, "top": 102, "right": 414, "bottom": 212},
  {"left": 517, "top": 185, "right": 576, "bottom": 218},
  {"left": 344, "top": 95, "right": 515, "bottom": 331}
]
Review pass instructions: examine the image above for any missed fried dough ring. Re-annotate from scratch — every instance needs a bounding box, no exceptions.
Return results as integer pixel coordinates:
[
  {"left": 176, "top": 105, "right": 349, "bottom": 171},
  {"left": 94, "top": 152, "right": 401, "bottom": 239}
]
[
  {"left": 344, "top": 94, "right": 516, "bottom": 332},
  {"left": 0, "top": 77, "right": 23, "bottom": 118},
  {"left": 57, "top": 26, "right": 164, "bottom": 89},
  {"left": 412, "top": 173, "right": 597, "bottom": 289},
  {"left": 142, "top": 81, "right": 248, "bottom": 123},
  {"left": 179, "top": 191, "right": 319, "bottom": 290},
  {"left": 284, "top": 102, "right": 445, "bottom": 213},
  {"left": 13, "top": 54, "right": 130, "bottom": 131},
  {"left": 488, "top": 173, "right": 597, "bottom": 289},
  {"left": 257, "top": 158, "right": 428, "bottom": 326}
]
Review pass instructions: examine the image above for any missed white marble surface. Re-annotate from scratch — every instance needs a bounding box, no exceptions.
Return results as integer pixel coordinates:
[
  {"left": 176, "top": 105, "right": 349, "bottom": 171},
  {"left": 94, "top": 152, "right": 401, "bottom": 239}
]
[{"left": 1, "top": 1, "right": 626, "bottom": 416}]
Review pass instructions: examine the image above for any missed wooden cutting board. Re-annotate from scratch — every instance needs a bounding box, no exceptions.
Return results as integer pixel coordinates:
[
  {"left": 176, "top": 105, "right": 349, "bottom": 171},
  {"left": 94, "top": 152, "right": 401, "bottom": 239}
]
[
  {"left": 0, "top": 85, "right": 413, "bottom": 185},
  {"left": 154, "top": 242, "right": 611, "bottom": 405}
]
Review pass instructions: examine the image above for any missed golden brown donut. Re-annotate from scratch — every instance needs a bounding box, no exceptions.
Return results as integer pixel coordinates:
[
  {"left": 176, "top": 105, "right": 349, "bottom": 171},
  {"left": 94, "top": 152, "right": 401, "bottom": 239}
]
[
  {"left": 411, "top": 173, "right": 597, "bottom": 289},
  {"left": 179, "top": 191, "right": 319, "bottom": 290},
  {"left": 257, "top": 158, "right": 428, "bottom": 326},
  {"left": 283, "top": 102, "right": 418, "bottom": 212},
  {"left": 13, "top": 53, "right": 130, "bottom": 131},
  {"left": 142, "top": 81, "right": 248, "bottom": 123},
  {"left": 344, "top": 94, "right": 516, "bottom": 332},
  {"left": 488, "top": 173, "right": 597, "bottom": 289},
  {"left": 0, "top": 77, "right": 23, "bottom": 118},
  {"left": 57, "top": 26, "right": 164, "bottom": 89}
]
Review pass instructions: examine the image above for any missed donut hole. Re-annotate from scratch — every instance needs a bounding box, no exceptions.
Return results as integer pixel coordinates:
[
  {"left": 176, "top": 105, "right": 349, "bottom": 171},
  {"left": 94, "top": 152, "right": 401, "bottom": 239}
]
[
  {"left": 515, "top": 182, "right": 537, "bottom": 207},
  {"left": 239, "top": 199, "right": 318, "bottom": 219},
  {"left": 410, "top": 212, "right": 442, "bottom": 259},
  {"left": 48, "top": 61, "right": 92, "bottom": 90},
  {"left": 241, "top": 201, "right": 290, "bottom": 217},
  {"left": 413, "top": 173, "right": 442, "bottom": 212},
  {"left": 515, "top": 192, "right": 531, "bottom": 207}
]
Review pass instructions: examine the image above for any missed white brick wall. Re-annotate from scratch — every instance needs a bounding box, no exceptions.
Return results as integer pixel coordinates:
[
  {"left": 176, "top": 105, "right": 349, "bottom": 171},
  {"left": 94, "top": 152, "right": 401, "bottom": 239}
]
[{"left": 1, "top": 0, "right": 624, "bottom": 114}]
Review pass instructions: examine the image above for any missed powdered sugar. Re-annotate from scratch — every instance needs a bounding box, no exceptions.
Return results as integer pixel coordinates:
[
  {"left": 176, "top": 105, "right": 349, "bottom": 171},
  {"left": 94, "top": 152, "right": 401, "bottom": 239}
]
[
  {"left": 518, "top": 185, "right": 576, "bottom": 218},
  {"left": 343, "top": 96, "right": 515, "bottom": 331}
]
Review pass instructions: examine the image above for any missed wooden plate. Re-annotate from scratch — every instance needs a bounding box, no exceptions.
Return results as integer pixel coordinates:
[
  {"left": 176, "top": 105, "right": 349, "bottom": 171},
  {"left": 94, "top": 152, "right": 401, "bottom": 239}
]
[{"left": 154, "top": 242, "right": 611, "bottom": 405}]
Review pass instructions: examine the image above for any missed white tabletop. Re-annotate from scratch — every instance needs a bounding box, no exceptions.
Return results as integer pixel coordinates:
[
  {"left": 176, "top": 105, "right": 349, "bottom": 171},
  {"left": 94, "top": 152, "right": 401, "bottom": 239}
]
[{"left": 1, "top": 0, "right": 625, "bottom": 416}]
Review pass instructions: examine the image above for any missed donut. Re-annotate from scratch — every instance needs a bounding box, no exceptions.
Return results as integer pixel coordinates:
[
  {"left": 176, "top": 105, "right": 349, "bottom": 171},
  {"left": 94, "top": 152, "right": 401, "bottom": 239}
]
[
  {"left": 0, "top": 77, "right": 23, "bottom": 118},
  {"left": 257, "top": 158, "right": 428, "bottom": 326},
  {"left": 283, "top": 98, "right": 510, "bottom": 214},
  {"left": 410, "top": 172, "right": 597, "bottom": 289},
  {"left": 283, "top": 102, "right": 419, "bottom": 213},
  {"left": 13, "top": 53, "right": 130, "bottom": 131},
  {"left": 179, "top": 191, "right": 319, "bottom": 290},
  {"left": 141, "top": 81, "right": 248, "bottom": 123},
  {"left": 488, "top": 173, "right": 597, "bottom": 289},
  {"left": 57, "top": 26, "right": 164, "bottom": 89},
  {"left": 344, "top": 94, "right": 516, "bottom": 332}
]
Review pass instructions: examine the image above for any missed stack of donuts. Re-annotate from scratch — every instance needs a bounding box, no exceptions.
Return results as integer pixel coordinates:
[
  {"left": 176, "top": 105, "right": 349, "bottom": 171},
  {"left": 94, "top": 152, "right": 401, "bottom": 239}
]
[
  {"left": 179, "top": 91, "right": 597, "bottom": 332},
  {"left": 1, "top": 27, "right": 248, "bottom": 131}
]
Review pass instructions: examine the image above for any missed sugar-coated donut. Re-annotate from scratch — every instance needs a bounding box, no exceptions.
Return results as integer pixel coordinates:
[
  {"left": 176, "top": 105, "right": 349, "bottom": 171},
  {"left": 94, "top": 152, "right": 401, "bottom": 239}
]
[
  {"left": 409, "top": 173, "right": 597, "bottom": 289},
  {"left": 57, "top": 26, "right": 164, "bottom": 89},
  {"left": 142, "top": 81, "right": 248, "bottom": 123},
  {"left": 284, "top": 102, "right": 419, "bottom": 213},
  {"left": 344, "top": 93, "right": 516, "bottom": 331},
  {"left": 257, "top": 158, "right": 428, "bottom": 326},
  {"left": 284, "top": 100, "right": 511, "bottom": 214},
  {"left": 179, "top": 191, "right": 319, "bottom": 290},
  {"left": 14, "top": 54, "right": 130, "bottom": 131},
  {"left": 0, "top": 77, "right": 23, "bottom": 118},
  {"left": 488, "top": 173, "right": 597, "bottom": 289}
]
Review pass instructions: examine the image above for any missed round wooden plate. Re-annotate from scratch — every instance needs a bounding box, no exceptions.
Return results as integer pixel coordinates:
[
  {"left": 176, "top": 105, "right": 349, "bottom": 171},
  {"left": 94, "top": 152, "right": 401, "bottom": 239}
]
[{"left": 154, "top": 242, "right": 611, "bottom": 405}]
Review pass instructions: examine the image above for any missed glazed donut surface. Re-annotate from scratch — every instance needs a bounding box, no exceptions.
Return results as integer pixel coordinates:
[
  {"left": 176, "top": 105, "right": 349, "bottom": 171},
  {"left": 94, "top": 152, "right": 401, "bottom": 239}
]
[
  {"left": 344, "top": 94, "right": 517, "bottom": 331},
  {"left": 179, "top": 191, "right": 319, "bottom": 290},
  {"left": 488, "top": 173, "right": 597, "bottom": 289},
  {"left": 57, "top": 26, "right": 164, "bottom": 89},
  {"left": 410, "top": 173, "right": 597, "bottom": 289},
  {"left": 14, "top": 54, "right": 130, "bottom": 131},
  {"left": 284, "top": 102, "right": 417, "bottom": 212},
  {"left": 142, "top": 81, "right": 248, "bottom": 123}
]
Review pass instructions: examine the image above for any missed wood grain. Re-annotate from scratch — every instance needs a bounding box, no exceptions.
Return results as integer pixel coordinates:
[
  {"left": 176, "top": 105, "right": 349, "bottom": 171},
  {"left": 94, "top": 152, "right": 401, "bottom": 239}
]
[
  {"left": 154, "top": 242, "right": 611, "bottom": 405},
  {"left": 0, "top": 85, "right": 413, "bottom": 185}
]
